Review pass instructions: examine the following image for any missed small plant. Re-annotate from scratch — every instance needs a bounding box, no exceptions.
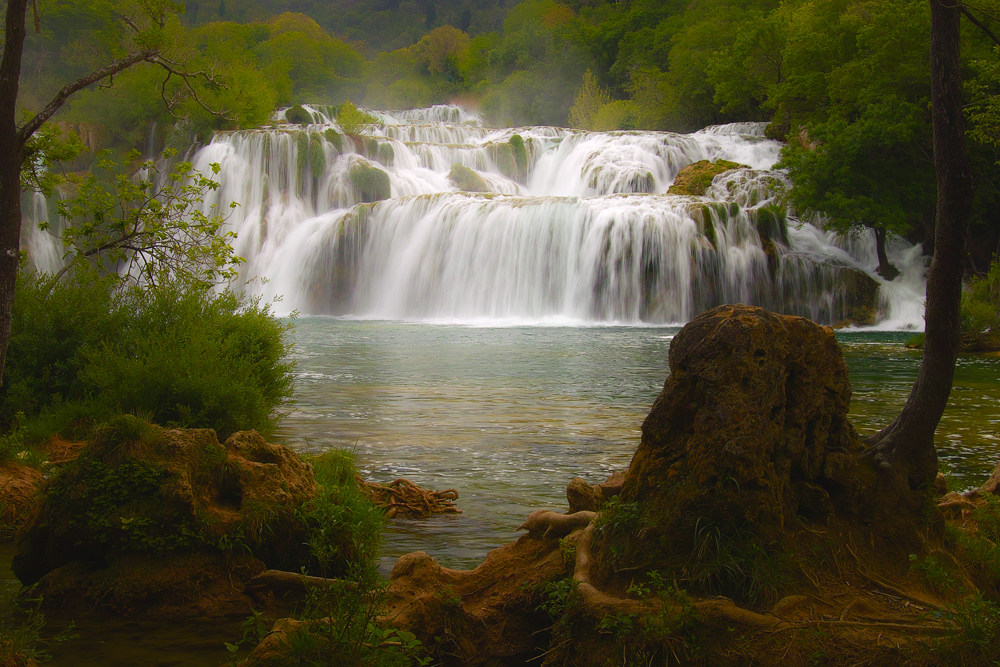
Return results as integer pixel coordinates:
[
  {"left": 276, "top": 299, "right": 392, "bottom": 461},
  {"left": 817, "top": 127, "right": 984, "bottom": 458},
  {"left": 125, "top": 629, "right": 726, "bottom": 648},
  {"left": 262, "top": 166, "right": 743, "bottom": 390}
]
[
  {"left": 0, "top": 595, "right": 77, "bottom": 663},
  {"left": 537, "top": 578, "right": 576, "bottom": 622},
  {"left": 593, "top": 497, "right": 642, "bottom": 560},
  {"left": 337, "top": 101, "right": 379, "bottom": 136},
  {"left": 224, "top": 609, "right": 269, "bottom": 665},
  {"left": 909, "top": 553, "right": 958, "bottom": 594},
  {"left": 597, "top": 612, "right": 637, "bottom": 639},
  {"left": 686, "top": 519, "right": 788, "bottom": 606}
]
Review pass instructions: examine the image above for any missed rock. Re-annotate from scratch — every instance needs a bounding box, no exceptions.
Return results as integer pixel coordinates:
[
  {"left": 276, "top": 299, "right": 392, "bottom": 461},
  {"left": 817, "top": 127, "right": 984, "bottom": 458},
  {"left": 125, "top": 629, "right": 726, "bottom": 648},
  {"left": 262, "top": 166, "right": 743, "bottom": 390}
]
[
  {"left": 0, "top": 462, "right": 42, "bottom": 537},
  {"left": 840, "top": 268, "right": 881, "bottom": 326},
  {"left": 610, "top": 305, "right": 872, "bottom": 579},
  {"left": 668, "top": 160, "right": 749, "bottom": 196},
  {"left": 567, "top": 477, "right": 601, "bottom": 512},
  {"left": 383, "top": 537, "right": 565, "bottom": 665},
  {"left": 447, "top": 163, "right": 490, "bottom": 193},
  {"left": 349, "top": 159, "right": 391, "bottom": 203},
  {"left": 11, "top": 425, "right": 317, "bottom": 615},
  {"left": 566, "top": 471, "right": 626, "bottom": 513}
]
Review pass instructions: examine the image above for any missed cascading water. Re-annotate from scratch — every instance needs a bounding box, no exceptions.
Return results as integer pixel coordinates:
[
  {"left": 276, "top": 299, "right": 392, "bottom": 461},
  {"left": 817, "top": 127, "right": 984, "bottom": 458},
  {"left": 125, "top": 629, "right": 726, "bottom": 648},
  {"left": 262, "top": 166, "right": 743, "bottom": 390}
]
[{"left": 27, "top": 103, "right": 926, "bottom": 327}]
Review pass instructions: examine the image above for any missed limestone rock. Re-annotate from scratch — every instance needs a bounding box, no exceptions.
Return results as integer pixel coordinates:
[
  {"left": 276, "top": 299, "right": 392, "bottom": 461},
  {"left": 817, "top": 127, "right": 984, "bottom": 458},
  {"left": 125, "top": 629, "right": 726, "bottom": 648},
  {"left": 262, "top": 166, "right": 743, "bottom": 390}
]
[
  {"left": 11, "top": 426, "right": 316, "bottom": 613},
  {"left": 616, "top": 305, "right": 868, "bottom": 569}
]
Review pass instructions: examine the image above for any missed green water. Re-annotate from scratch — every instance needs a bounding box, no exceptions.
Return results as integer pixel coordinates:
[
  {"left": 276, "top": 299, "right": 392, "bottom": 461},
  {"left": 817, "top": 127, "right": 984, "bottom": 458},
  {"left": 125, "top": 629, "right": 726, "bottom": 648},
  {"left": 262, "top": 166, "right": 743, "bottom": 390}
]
[
  {"left": 5, "top": 319, "right": 999, "bottom": 664},
  {"left": 273, "top": 320, "right": 1000, "bottom": 572}
]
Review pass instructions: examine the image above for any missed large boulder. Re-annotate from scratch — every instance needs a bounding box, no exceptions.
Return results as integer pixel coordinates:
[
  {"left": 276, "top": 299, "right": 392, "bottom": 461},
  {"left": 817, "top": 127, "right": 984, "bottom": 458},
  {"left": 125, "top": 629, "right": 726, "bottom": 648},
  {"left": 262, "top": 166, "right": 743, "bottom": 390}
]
[
  {"left": 12, "top": 423, "right": 317, "bottom": 615},
  {"left": 602, "top": 305, "right": 880, "bottom": 594}
]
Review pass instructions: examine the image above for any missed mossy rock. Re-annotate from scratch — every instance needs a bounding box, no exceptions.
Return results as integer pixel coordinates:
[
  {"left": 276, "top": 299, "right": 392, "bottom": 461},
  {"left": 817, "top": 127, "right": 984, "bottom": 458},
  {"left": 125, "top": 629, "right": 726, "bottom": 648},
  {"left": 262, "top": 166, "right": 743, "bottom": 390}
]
[
  {"left": 753, "top": 206, "right": 789, "bottom": 277},
  {"left": 285, "top": 104, "right": 313, "bottom": 125},
  {"left": 509, "top": 134, "right": 528, "bottom": 177},
  {"left": 377, "top": 142, "right": 395, "bottom": 166},
  {"left": 349, "top": 160, "right": 391, "bottom": 203},
  {"left": 601, "top": 306, "right": 891, "bottom": 604},
  {"left": 448, "top": 163, "right": 490, "bottom": 193},
  {"left": 12, "top": 425, "right": 318, "bottom": 589},
  {"left": 841, "top": 269, "right": 881, "bottom": 326},
  {"left": 668, "top": 160, "right": 749, "bottom": 196},
  {"left": 309, "top": 132, "right": 326, "bottom": 175},
  {"left": 323, "top": 128, "right": 343, "bottom": 152}
]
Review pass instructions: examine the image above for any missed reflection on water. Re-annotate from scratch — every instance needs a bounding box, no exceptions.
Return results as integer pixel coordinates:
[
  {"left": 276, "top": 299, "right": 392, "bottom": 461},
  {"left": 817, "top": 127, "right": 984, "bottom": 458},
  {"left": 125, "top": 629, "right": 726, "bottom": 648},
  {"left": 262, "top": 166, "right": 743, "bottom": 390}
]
[
  {"left": 275, "top": 319, "right": 1000, "bottom": 572},
  {"left": 839, "top": 331, "right": 1000, "bottom": 488},
  {"left": 274, "top": 318, "right": 675, "bottom": 571}
]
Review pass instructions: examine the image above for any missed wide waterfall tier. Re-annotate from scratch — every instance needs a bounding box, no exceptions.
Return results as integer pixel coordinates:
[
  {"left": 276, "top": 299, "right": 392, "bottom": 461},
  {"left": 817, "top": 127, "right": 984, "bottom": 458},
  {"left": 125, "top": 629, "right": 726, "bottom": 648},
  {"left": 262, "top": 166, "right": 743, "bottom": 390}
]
[{"left": 189, "top": 106, "right": 924, "bottom": 326}]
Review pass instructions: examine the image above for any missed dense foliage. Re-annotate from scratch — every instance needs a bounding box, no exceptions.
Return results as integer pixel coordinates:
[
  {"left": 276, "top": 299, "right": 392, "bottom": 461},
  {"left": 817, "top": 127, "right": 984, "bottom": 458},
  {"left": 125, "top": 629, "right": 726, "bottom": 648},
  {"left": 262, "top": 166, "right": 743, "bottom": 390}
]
[{"left": 1, "top": 273, "right": 294, "bottom": 440}]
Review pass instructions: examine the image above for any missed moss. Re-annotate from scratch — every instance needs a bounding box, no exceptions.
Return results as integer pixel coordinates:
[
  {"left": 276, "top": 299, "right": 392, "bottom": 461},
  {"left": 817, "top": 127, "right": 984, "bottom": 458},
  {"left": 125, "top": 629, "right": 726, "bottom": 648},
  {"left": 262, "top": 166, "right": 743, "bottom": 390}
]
[
  {"left": 509, "top": 134, "right": 528, "bottom": 181},
  {"left": 323, "top": 128, "right": 342, "bottom": 152},
  {"left": 667, "top": 160, "right": 749, "bottom": 196},
  {"left": 309, "top": 133, "right": 325, "bottom": 176},
  {"left": 753, "top": 206, "right": 788, "bottom": 277},
  {"left": 376, "top": 142, "right": 395, "bottom": 166},
  {"left": 689, "top": 205, "right": 717, "bottom": 249},
  {"left": 296, "top": 132, "right": 309, "bottom": 182},
  {"left": 366, "top": 136, "right": 379, "bottom": 157},
  {"left": 447, "top": 163, "right": 490, "bottom": 193},
  {"left": 349, "top": 161, "right": 391, "bottom": 203},
  {"left": 285, "top": 104, "right": 313, "bottom": 125}
]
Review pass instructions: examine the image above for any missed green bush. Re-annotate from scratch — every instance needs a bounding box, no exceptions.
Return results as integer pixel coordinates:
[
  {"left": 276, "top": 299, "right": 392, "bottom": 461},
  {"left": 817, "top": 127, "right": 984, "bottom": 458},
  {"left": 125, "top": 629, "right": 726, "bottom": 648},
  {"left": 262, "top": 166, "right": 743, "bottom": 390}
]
[
  {"left": 0, "top": 274, "right": 294, "bottom": 441},
  {"left": 285, "top": 104, "right": 314, "bottom": 125}
]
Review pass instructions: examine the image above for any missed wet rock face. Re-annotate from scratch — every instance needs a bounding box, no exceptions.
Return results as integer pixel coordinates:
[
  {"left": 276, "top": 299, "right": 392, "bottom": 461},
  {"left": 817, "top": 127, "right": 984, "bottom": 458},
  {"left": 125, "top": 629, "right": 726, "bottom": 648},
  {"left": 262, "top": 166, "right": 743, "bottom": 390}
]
[
  {"left": 11, "top": 428, "right": 316, "bottom": 593},
  {"left": 620, "top": 305, "right": 864, "bottom": 557}
]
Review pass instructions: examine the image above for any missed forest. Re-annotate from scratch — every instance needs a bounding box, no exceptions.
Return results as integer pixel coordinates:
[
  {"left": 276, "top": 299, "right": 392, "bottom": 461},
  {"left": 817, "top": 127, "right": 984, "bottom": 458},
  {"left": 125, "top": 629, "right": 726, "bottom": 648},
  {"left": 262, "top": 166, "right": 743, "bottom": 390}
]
[{"left": 3, "top": 0, "right": 1000, "bottom": 665}]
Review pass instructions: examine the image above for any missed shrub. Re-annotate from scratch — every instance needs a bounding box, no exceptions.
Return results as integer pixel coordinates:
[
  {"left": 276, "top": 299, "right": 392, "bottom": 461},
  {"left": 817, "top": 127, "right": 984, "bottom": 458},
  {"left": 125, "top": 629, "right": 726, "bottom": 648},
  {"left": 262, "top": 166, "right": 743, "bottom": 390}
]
[
  {"left": 0, "top": 274, "right": 294, "bottom": 441},
  {"left": 285, "top": 104, "right": 314, "bottom": 125}
]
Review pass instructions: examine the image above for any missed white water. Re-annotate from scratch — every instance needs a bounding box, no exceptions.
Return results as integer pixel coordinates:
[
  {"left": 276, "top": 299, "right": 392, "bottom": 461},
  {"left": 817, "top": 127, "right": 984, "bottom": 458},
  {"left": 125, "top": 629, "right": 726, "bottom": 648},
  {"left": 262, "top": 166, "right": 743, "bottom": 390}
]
[{"left": 25, "top": 105, "right": 927, "bottom": 328}]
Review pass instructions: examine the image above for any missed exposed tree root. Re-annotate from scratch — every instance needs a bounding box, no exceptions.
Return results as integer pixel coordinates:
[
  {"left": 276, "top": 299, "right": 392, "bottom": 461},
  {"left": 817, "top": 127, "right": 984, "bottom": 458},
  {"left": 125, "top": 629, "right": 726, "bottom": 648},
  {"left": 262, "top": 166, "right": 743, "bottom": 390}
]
[
  {"left": 356, "top": 475, "right": 460, "bottom": 518},
  {"left": 244, "top": 569, "right": 357, "bottom": 596}
]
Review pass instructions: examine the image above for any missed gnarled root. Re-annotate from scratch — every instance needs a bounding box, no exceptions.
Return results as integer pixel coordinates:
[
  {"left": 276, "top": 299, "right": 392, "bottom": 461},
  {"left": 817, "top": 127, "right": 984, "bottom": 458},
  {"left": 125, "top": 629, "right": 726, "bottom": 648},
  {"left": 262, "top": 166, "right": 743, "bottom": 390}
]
[{"left": 356, "top": 476, "right": 460, "bottom": 518}]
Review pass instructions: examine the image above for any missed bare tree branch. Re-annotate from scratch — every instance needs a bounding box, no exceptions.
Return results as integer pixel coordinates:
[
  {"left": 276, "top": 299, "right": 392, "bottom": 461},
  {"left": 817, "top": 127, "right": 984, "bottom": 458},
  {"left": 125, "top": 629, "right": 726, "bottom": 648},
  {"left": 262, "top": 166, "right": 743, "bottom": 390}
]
[{"left": 17, "top": 49, "right": 158, "bottom": 146}]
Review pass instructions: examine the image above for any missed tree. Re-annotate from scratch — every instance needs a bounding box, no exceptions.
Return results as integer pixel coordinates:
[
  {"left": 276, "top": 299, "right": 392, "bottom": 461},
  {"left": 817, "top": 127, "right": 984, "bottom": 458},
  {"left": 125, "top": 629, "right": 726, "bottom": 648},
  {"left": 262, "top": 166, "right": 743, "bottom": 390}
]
[
  {"left": 0, "top": 0, "right": 220, "bottom": 385},
  {"left": 861, "top": 0, "right": 974, "bottom": 491}
]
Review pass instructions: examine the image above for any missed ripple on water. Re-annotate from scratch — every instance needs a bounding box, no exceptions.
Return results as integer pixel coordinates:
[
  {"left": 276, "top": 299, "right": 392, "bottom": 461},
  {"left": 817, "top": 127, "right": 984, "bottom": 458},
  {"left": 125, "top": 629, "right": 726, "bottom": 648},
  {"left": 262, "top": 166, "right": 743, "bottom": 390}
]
[{"left": 274, "top": 321, "right": 1000, "bottom": 571}]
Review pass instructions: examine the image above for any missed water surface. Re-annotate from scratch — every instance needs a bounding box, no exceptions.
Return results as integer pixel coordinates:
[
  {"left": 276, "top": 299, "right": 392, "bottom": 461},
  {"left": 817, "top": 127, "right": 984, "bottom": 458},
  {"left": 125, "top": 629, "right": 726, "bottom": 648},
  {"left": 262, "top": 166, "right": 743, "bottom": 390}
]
[{"left": 273, "top": 319, "right": 1000, "bottom": 572}]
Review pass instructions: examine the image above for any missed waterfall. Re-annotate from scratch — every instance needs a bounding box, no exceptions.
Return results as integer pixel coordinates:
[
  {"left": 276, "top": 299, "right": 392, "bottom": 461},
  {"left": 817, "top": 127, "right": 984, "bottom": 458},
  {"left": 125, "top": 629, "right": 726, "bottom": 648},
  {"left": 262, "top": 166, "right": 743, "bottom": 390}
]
[{"left": 26, "top": 104, "right": 926, "bottom": 328}]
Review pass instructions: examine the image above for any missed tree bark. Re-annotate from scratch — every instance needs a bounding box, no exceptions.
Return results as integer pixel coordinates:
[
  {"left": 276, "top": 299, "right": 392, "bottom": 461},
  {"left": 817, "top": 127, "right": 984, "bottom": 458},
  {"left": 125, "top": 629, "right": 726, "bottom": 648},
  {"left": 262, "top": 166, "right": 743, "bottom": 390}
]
[
  {"left": 0, "top": 0, "right": 29, "bottom": 389},
  {"left": 862, "top": 0, "right": 973, "bottom": 491},
  {"left": 873, "top": 227, "right": 900, "bottom": 281}
]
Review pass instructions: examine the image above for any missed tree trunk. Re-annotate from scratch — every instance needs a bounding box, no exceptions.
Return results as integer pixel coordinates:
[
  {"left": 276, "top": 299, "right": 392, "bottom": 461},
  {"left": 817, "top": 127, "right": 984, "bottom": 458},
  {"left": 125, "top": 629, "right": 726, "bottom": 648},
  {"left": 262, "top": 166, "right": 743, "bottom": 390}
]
[
  {"left": 0, "top": 0, "right": 28, "bottom": 387},
  {"left": 873, "top": 227, "right": 900, "bottom": 281},
  {"left": 862, "top": 0, "right": 973, "bottom": 491}
]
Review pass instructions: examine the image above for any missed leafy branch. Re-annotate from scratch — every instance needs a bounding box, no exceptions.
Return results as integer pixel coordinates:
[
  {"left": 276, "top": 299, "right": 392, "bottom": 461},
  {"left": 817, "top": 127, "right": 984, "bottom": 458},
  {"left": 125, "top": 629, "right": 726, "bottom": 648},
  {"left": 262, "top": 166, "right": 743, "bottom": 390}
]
[{"left": 52, "top": 150, "right": 243, "bottom": 289}]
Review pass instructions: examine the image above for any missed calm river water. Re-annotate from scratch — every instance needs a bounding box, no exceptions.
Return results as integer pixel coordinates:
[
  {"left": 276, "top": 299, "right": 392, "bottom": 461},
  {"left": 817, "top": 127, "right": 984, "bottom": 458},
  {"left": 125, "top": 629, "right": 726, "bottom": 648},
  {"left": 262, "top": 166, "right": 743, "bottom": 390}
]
[{"left": 272, "top": 319, "right": 1000, "bottom": 573}]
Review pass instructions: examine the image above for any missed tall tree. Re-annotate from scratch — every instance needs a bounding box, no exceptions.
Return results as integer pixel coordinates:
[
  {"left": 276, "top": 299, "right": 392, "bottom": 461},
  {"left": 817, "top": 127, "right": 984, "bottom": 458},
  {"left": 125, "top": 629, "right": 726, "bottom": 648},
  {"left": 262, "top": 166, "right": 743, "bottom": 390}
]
[
  {"left": 861, "top": 0, "right": 974, "bottom": 490},
  {"left": 0, "top": 0, "right": 215, "bottom": 386}
]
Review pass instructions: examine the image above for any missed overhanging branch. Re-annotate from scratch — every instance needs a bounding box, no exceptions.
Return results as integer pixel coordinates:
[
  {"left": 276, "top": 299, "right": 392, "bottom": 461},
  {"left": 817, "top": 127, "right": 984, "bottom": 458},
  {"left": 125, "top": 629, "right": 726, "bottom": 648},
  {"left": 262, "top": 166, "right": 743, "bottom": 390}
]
[{"left": 17, "top": 49, "right": 159, "bottom": 146}]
